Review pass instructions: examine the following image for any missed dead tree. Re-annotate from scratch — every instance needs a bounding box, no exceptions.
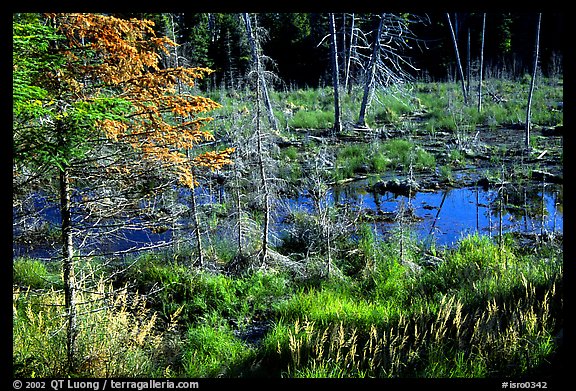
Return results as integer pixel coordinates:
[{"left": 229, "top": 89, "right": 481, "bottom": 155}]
[
  {"left": 446, "top": 13, "right": 468, "bottom": 105},
  {"left": 243, "top": 13, "right": 279, "bottom": 131},
  {"left": 466, "top": 27, "right": 471, "bottom": 97},
  {"left": 525, "top": 13, "right": 542, "bottom": 151},
  {"left": 355, "top": 13, "right": 423, "bottom": 129},
  {"left": 357, "top": 14, "right": 384, "bottom": 128},
  {"left": 328, "top": 13, "right": 342, "bottom": 134},
  {"left": 478, "top": 13, "right": 486, "bottom": 113},
  {"left": 344, "top": 13, "right": 357, "bottom": 93},
  {"left": 243, "top": 13, "right": 273, "bottom": 265},
  {"left": 188, "top": 168, "right": 204, "bottom": 267}
]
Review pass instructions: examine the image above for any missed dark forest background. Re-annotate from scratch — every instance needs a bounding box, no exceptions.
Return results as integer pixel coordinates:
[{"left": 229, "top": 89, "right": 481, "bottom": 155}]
[{"left": 115, "top": 12, "right": 563, "bottom": 89}]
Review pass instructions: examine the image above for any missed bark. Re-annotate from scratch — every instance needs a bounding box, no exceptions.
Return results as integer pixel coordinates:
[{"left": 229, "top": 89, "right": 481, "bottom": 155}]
[
  {"left": 525, "top": 13, "right": 542, "bottom": 151},
  {"left": 328, "top": 13, "right": 342, "bottom": 135},
  {"left": 446, "top": 13, "right": 468, "bottom": 105},
  {"left": 357, "top": 14, "right": 384, "bottom": 128},
  {"left": 59, "top": 166, "right": 78, "bottom": 373}
]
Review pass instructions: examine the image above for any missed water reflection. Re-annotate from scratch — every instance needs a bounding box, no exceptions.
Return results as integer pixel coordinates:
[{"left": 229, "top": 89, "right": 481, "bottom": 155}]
[
  {"left": 285, "top": 181, "right": 563, "bottom": 248},
  {"left": 13, "top": 179, "right": 563, "bottom": 260}
]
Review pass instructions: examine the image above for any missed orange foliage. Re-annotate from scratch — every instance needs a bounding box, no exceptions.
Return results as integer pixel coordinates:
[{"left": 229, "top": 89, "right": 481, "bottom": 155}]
[{"left": 48, "top": 13, "right": 234, "bottom": 188}]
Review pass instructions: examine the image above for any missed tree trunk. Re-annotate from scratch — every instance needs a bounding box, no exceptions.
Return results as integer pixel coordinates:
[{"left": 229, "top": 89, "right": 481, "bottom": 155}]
[
  {"left": 341, "top": 13, "right": 347, "bottom": 84},
  {"left": 357, "top": 14, "right": 384, "bottom": 128},
  {"left": 189, "top": 170, "right": 204, "bottom": 268},
  {"left": 344, "top": 13, "right": 356, "bottom": 94},
  {"left": 446, "top": 13, "right": 468, "bottom": 105},
  {"left": 243, "top": 13, "right": 279, "bottom": 131},
  {"left": 328, "top": 13, "right": 342, "bottom": 135},
  {"left": 478, "top": 13, "right": 486, "bottom": 113},
  {"left": 256, "top": 87, "right": 270, "bottom": 265},
  {"left": 234, "top": 165, "right": 244, "bottom": 256},
  {"left": 466, "top": 27, "right": 471, "bottom": 97},
  {"left": 59, "top": 166, "right": 78, "bottom": 373},
  {"left": 525, "top": 13, "right": 542, "bottom": 151}
]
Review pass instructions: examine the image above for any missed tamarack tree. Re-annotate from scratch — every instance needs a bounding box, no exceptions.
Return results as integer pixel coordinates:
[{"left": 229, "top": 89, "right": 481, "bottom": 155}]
[{"left": 13, "top": 13, "right": 233, "bottom": 372}]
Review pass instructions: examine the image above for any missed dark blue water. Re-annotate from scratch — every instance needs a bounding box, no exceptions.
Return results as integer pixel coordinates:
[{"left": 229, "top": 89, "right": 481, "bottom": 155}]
[
  {"left": 12, "top": 186, "right": 214, "bottom": 260},
  {"left": 13, "top": 181, "right": 562, "bottom": 260},
  {"left": 282, "top": 182, "right": 563, "bottom": 248},
  {"left": 368, "top": 187, "right": 561, "bottom": 246}
]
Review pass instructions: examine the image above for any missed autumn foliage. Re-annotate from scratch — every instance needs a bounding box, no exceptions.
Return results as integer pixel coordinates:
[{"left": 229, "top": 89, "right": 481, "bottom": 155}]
[{"left": 48, "top": 13, "right": 234, "bottom": 187}]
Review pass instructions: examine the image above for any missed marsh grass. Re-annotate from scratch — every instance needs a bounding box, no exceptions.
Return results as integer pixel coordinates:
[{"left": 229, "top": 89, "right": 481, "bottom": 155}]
[
  {"left": 183, "top": 315, "right": 255, "bottom": 377},
  {"left": 262, "top": 232, "right": 562, "bottom": 378},
  {"left": 125, "top": 254, "right": 289, "bottom": 329},
  {"left": 13, "top": 257, "right": 62, "bottom": 290},
  {"left": 368, "top": 89, "right": 418, "bottom": 126},
  {"left": 289, "top": 109, "right": 334, "bottom": 129},
  {"left": 415, "top": 78, "right": 562, "bottom": 132},
  {"left": 13, "top": 277, "right": 170, "bottom": 377},
  {"left": 332, "top": 139, "right": 435, "bottom": 181},
  {"left": 274, "top": 276, "right": 559, "bottom": 378}
]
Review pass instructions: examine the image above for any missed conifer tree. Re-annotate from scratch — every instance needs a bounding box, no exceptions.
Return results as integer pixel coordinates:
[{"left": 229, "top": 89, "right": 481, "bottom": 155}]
[{"left": 13, "top": 12, "right": 233, "bottom": 372}]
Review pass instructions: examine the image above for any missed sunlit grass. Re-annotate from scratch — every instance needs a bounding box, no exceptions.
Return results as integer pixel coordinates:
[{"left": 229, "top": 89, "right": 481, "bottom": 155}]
[{"left": 13, "top": 277, "right": 169, "bottom": 377}]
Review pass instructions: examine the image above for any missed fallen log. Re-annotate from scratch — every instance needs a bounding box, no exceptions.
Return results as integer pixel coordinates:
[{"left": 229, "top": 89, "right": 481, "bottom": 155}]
[{"left": 531, "top": 170, "right": 563, "bottom": 184}]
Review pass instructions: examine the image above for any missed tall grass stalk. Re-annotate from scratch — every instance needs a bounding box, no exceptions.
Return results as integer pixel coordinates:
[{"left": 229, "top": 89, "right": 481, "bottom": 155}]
[
  {"left": 13, "top": 277, "right": 173, "bottom": 377},
  {"left": 278, "top": 275, "right": 559, "bottom": 377}
]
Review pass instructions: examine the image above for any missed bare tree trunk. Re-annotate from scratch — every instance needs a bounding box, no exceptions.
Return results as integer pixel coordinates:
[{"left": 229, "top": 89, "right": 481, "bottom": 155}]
[
  {"left": 341, "top": 13, "right": 347, "bottom": 83},
  {"left": 59, "top": 166, "right": 78, "bottom": 373},
  {"left": 466, "top": 27, "right": 471, "bottom": 97},
  {"left": 446, "top": 13, "right": 468, "bottom": 105},
  {"left": 234, "top": 165, "right": 244, "bottom": 256},
  {"left": 243, "top": 12, "right": 271, "bottom": 265},
  {"left": 357, "top": 14, "right": 384, "bottom": 128},
  {"left": 478, "top": 13, "right": 486, "bottom": 113},
  {"left": 328, "top": 13, "right": 342, "bottom": 135},
  {"left": 166, "top": 13, "right": 180, "bottom": 69},
  {"left": 344, "top": 13, "right": 356, "bottom": 94},
  {"left": 243, "top": 13, "right": 279, "bottom": 131},
  {"left": 189, "top": 169, "right": 204, "bottom": 268},
  {"left": 256, "top": 87, "right": 270, "bottom": 265},
  {"left": 225, "top": 30, "right": 235, "bottom": 89},
  {"left": 525, "top": 13, "right": 542, "bottom": 151}
]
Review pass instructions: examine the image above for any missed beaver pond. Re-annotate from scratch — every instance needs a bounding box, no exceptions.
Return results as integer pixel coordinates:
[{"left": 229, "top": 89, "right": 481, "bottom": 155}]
[{"left": 13, "top": 123, "right": 563, "bottom": 261}]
